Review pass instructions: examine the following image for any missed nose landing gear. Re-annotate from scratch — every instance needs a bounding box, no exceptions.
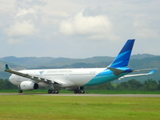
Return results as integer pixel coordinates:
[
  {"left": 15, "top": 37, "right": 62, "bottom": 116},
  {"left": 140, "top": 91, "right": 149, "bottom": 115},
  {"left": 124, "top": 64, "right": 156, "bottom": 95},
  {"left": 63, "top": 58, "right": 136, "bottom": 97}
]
[{"left": 19, "top": 90, "right": 23, "bottom": 93}]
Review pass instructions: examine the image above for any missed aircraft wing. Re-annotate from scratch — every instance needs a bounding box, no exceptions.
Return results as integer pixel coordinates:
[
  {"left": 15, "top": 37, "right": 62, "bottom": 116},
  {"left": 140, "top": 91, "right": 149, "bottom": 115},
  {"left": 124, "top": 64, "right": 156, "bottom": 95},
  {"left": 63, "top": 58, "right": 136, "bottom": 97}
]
[
  {"left": 118, "top": 69, "right": 157, "bottom": 80},
  {"left": 4, "top": 64, "right": 59, "bottom": 84}
]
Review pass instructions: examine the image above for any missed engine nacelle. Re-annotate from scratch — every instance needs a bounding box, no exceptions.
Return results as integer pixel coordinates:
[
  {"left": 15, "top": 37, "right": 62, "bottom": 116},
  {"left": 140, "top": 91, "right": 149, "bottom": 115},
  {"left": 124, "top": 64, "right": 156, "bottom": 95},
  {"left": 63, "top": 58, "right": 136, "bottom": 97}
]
[{"left": 20, "top": 81, "right": 39, "bottom": 90}]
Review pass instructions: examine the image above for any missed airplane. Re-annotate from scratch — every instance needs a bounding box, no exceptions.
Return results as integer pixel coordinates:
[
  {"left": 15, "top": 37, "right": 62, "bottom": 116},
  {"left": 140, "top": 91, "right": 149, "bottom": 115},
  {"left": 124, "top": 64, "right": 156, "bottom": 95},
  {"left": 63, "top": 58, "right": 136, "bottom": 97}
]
[{"left": 4, "top": 39, "right": 156, "bottom": 94}]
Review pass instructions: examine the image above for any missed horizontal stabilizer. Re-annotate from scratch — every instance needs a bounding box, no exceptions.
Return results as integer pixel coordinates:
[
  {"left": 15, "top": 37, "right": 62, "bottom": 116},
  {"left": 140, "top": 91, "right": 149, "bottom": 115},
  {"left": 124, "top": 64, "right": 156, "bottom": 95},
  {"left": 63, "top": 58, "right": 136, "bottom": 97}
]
[
  {"left": 149, "top": 69, "right": 157, "bottom": 74},
  {"left": 133, "top": 68, "right": 157, "bottom": 72},
  {"left": 118, "top": 69, "right": 157, "bottom": 80}
]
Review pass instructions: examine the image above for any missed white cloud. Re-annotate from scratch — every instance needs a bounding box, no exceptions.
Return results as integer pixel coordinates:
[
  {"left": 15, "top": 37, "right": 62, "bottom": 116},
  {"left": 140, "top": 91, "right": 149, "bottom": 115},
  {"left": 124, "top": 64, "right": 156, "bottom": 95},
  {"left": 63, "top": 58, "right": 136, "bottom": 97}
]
[
  {"left": 59, "top": 9, "right": 117, "bottom": 40},
  {"left": 16, "top": 8, "right": 36, "bottom": 17},
  {"left": 134, "top": 14, "right": 159, "bottom": 38},
  {"left": 0, "top": 0, "right": 160, "bottom": 57},
  {"left": 5, "top": 21, "right": 39, "bottom": 37},
  {"left": 135, "top": 29, "right": 157, "bottom": 38}
]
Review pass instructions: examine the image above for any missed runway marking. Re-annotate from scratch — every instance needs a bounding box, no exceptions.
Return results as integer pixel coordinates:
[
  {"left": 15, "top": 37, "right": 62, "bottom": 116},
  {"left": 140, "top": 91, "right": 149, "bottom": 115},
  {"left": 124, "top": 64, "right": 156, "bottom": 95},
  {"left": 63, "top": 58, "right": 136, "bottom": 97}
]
[{"left": 0, "top": 93, "right": 160, "bottom": 97}]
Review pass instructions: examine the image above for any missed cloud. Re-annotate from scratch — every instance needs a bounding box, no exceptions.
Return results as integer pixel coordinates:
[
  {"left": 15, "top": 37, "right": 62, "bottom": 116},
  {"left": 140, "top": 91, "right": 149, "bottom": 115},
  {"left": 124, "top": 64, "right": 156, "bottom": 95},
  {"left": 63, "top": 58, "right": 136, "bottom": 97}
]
[
  {"left": 59, "top": 9, "right": 117, "bottom": 40},
  {"left": 7, "top": 38, "right": 23, "bottom": 44},
  {"left": 5, "top": 21, "right": 39, "bottom": 37},
  {"left": 135, "top": 29, "right": 158, "bottom": 38},
  {"left": 134, "top": 14, "right": 159, "bottom": 38},
  {"left": 16, "top": 0, "right": 46, "bottom": 8},
  {"left": 16, "top": 8, "right": 36, "bottom": 17},
  {"left": 0, "top": 0, "right": 160, "bottom": 57}
]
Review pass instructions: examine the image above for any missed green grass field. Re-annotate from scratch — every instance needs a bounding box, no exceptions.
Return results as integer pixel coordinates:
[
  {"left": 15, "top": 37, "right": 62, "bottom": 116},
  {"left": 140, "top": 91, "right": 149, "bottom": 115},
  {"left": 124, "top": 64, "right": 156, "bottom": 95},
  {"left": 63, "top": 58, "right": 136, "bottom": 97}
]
[
  {"left": 1, "top": 89, "right": 160, "bottom": 94},
  {"left": 0, "top": 95, "right": 160, "bottom": 120}
]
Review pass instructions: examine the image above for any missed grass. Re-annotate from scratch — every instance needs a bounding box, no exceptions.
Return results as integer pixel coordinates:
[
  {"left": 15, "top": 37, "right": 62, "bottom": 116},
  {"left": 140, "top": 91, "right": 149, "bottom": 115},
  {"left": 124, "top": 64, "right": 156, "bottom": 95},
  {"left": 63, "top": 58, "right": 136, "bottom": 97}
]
[
  {"left": 0, "top": 89, "right": 160, "bottom": 94},
  {"left": 0, "top": 96, "right": 160, "bottom": 120},
  {"left": 85, "top": 90, "right": 160, "bottom": 94}
]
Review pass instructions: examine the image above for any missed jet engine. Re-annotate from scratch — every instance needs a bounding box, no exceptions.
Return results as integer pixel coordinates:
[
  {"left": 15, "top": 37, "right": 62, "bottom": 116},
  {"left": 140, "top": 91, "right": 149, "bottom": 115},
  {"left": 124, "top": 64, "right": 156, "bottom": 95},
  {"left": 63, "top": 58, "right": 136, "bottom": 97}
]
[{"left": 20, "top": 81, "right": 39, "bottom": 90}]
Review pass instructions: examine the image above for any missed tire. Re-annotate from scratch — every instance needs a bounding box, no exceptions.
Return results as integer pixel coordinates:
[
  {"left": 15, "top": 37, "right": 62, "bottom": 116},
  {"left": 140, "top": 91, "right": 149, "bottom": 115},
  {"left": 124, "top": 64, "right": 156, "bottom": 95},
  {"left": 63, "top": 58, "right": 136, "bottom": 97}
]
[
  {"left": 74, "top": 90, "right": 78, "bottom": 94},
  {"left": 52, "top": 90, "right": 55, "bottom": 94},
  {"left": 78, "top": 90, "right": 82, "bottom": 94},
  {"left": 55, "top": 90, "right": 59, "bottom": 94},
  {"left": 48, "top": 89, "right": 52, "bottom": 94},
  {"left": 81, "top": 90, "right": 85, "bottom": 94},
  {"left": 19, "top": 90, "right": 23, "bottom": 93}
]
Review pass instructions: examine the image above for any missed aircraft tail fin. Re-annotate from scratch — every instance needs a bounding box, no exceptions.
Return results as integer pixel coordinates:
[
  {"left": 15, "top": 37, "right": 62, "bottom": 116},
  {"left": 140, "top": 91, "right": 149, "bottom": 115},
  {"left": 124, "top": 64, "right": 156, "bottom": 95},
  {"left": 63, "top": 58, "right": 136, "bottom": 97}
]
[{"left": 109, "top": 39, "right": 135, "bottom": 68}]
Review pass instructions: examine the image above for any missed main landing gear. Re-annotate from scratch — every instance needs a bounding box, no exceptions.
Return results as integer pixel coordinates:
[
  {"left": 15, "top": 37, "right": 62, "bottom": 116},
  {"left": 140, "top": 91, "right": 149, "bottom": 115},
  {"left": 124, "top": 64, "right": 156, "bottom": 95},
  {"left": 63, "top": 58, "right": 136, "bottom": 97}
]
[
  {"left": 74, "top": 90, "right": 85, "bottom": 94},
  {"left": 74, "top": 87, "right": 85, "bottom": 94},
  {"left": 48, "top": 89, "right": 59, "bottom": 94}
]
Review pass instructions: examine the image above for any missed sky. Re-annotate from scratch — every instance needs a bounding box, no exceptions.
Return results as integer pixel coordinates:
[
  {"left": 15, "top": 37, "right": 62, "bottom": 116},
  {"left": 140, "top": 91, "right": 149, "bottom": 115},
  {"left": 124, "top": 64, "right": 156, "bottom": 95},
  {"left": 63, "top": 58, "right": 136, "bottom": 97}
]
[{"left": 0, "top": 0, "right": 160, "bottom": 58}]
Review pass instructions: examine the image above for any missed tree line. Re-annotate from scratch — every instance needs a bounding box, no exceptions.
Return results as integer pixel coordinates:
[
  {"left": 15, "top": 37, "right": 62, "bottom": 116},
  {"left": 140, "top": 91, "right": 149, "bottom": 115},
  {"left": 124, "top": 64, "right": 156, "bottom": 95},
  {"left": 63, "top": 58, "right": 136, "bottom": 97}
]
[
  {"left": 86, "top": 79, "right": 160, "bottom": 91},
  {"left": 0, "top": 79, "right": 17, "bottom": 90},
  {"left": 0, "top": 79, "right": 160, "bottom": 91}
]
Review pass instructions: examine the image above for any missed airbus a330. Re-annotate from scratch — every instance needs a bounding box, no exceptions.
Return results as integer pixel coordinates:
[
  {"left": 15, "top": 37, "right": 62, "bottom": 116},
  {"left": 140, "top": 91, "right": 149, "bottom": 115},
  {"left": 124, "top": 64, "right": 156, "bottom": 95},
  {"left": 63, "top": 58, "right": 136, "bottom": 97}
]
[{"left": 5, "top": 39, "right": 156, "bottom": 94}]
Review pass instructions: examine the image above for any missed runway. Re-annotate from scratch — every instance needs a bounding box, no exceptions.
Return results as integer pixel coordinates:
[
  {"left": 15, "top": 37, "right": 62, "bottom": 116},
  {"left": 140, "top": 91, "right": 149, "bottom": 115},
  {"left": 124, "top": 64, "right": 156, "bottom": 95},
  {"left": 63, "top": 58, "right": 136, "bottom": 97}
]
[{"left": 0, "top": 93, "right": 160, "bottom": 97}]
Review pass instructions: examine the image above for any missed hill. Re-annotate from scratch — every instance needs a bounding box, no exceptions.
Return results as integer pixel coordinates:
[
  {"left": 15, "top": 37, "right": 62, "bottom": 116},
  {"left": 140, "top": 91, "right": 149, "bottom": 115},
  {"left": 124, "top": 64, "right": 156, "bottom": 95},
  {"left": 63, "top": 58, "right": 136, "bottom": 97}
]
[{"left": 0, "top": 56, "right": 54, "bottom": 68}]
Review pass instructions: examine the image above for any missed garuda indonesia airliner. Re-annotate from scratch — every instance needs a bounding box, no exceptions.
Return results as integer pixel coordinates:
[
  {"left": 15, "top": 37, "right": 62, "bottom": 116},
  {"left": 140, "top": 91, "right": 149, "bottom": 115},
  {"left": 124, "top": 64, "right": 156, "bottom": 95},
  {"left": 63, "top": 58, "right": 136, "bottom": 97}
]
[{"left": 5, "top": 39, "right": 156, "bottom": 94}]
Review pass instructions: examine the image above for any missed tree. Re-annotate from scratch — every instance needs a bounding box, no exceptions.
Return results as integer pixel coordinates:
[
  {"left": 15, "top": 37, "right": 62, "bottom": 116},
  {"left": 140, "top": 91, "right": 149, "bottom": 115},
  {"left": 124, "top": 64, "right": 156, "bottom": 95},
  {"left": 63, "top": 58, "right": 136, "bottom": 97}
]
[
  {"left": 116, "top": 79, "right": 143, "bottom": 90},
  {"left": 116, "top": 82, "right": 130, "bottom": 90},
  {"left": 158, "top": 80, "right": 160, "bottom": 90},
  {"left": 0, "top": 79, "right": 17, "bottom": 90},
  {"left": 143, "top": 79, "right": 158, "bottom": 91},
  {"left": 128, "top": 79, "right": 143, "bottom": 90},
  {"left": 105, "top": 82, "right": 115, "bottom": 90}
]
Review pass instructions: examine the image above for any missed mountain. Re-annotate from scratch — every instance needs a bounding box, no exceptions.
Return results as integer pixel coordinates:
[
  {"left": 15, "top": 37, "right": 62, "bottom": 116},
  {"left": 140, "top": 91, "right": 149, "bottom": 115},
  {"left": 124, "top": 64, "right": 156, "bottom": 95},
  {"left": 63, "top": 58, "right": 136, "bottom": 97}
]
[
  {"left": 0, "top": 56, "right": 114, "bottom": 68},
  {"left": 1, "top": 54, "right": 155, "bottom": 68},
  {"left": 0, "top": 56, "right": 54, "bottom": 68},
  {"left": 37, "top": 56, "right": 114, "bottom": 69},
  {"left": 131, "top": 54, "right": 155, "bottom": 59}
]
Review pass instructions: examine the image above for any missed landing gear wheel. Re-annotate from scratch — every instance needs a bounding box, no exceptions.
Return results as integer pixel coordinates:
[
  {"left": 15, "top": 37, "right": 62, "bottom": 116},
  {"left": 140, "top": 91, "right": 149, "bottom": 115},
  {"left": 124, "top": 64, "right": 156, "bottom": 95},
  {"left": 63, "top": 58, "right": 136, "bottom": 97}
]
[
  {"left": 19, "top": 90, "right": 23, "bottom": 93},
  {"left": 54, "top": 90, "right": 59, "bottom": 94},
  {"left": 81, "top": 90, "right": 85, "bottom": 94},
  {"left": 74, "top": 90, "right": 78, "bottom": 94},
  {"left": 52, "top": 90, "right": 55, "bottom": 94},
  {"left": 78, "top": 90, "right": 82, "bottom": 94},
  {"left": 48, "top": 89, "right": 59, "bottom": 94},
  {"left": 48, "top": 89, "right": 52, "bottom": 94},
  {"left": 74, "top": 90, "right": 85, "bottom": 94}
]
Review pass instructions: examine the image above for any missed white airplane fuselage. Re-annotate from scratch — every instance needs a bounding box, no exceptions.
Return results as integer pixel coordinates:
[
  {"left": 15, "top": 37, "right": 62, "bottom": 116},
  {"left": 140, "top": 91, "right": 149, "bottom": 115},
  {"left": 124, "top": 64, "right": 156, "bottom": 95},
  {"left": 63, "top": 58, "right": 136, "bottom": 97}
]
[{"left": 9, "top": 68, "right": 124, "bottom": 88}]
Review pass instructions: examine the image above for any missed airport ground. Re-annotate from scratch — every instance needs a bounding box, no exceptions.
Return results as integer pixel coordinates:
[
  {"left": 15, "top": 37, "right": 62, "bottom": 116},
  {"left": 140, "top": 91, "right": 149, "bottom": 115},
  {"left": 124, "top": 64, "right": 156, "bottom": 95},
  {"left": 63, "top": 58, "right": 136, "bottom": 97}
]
[
  {"left": 0, "top": 93, "right": 160, "bottom": 120},
  {"left": 1, "top": 93, "right": 160, "bottom": 97},
  {"left": 1, "top": 89, "right": 160, "bottom": 94}
]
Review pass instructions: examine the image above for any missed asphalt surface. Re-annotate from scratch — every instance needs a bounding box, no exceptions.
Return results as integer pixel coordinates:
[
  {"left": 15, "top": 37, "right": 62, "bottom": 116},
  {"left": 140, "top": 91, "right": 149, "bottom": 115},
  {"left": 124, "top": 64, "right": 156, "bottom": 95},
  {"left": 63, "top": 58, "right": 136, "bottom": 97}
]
[{"left": 0, "top": 93, "right": 160, "bottom": 97}]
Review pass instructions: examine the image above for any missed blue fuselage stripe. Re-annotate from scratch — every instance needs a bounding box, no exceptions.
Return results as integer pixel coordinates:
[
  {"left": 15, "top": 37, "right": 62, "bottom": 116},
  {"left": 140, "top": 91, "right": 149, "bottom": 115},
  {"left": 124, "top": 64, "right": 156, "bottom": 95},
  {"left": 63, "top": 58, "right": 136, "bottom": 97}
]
[{"left": 84, "top": 68, "right": 131, "bottom": 86}]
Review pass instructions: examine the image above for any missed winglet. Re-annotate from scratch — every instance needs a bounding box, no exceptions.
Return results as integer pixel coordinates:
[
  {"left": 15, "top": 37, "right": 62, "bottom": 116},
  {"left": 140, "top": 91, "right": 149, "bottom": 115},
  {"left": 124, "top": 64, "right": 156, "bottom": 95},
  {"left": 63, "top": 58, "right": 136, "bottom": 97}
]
[
  {"left": 5, "top": 64, "right": 10, "bottom": 70},
  {"left": 149, "top": 69, "right": 157, "bottom": 74},
  {"left": 5, "top": 64, "right": 9, "bottom": 70}
]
